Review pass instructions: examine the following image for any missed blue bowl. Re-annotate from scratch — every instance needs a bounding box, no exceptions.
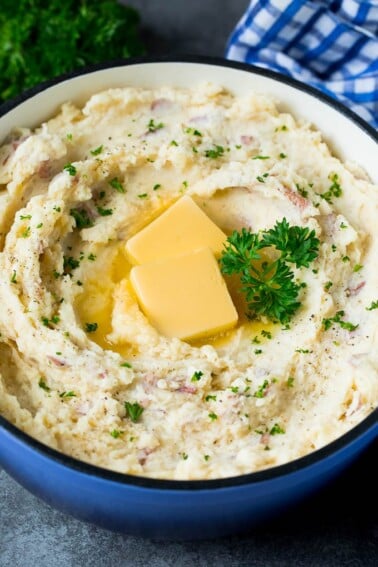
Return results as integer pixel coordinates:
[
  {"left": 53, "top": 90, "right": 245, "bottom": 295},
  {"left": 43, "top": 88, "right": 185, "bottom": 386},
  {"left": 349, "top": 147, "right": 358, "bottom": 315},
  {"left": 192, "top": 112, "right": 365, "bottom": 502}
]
[
  {"left": 0, "top": 410, "right": 376, "bottom": 539},
  {"left": 0, "top": 57, "right": 377, "bottom": 540}
]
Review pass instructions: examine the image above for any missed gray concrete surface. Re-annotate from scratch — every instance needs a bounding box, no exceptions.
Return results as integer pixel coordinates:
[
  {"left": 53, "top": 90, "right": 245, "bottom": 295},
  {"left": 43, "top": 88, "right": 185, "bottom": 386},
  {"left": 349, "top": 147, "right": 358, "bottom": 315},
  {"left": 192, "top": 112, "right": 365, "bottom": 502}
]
[{"left": 1, "top": 1, "right": 377, "bottom": 565}]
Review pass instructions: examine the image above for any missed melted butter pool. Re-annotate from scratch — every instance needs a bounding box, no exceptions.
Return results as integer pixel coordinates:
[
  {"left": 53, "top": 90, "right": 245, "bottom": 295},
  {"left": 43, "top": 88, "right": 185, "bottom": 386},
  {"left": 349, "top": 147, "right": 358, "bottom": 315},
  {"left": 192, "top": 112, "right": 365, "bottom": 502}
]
[{"left": 75, "top": 242, "right": 276, "bottom": 355}]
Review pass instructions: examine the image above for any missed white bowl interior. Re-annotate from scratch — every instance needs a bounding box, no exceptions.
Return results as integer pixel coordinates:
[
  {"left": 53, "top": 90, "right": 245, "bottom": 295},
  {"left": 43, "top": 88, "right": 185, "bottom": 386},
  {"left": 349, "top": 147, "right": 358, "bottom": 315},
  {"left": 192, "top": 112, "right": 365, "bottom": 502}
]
[{"left": 0, "top": 61, "right": 376, "bottom": 183}]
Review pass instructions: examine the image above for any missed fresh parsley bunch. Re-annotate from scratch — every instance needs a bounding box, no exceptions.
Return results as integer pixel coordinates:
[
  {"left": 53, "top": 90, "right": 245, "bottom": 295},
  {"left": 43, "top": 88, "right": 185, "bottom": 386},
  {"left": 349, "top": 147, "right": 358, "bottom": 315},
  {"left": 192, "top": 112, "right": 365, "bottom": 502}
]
[
  {"left": 0, "top": 0, "right": 144, "bottom": 102},
  {"left": 220, "top": 218, "right": 320, "bottom": 324}
]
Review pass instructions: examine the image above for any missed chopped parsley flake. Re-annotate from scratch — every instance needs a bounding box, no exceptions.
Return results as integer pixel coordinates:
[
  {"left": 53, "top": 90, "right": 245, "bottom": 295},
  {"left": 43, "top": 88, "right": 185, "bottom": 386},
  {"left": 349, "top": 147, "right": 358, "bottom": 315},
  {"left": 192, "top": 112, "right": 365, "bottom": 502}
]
[
  {"left": 342, "top": 255, "right": 350, "bottom": 263},
  {"left": 110, "top": 429, "right": 122, "bottom": 439},
  {"left": 253, "top": 379, "right": 269, "bottom": 398},
  {"left": 66, "top": 133, "right": 73, "bottom": 141},
  {"left": 120, "top": 362, "right": 132, "bottom": 368},
  {"left": 38, "top": 378, "right": 50, "bottom": 392},
  {"left": 185, "top": 127, "right": 202, "bottom": 136},
  {"left": 340, "top": 222, "right": 348, "bottom": 229},
  {"left": 97, "top": 206, "right": 113, "bottom": 216},
  {"left": 261, "top": 330, "right": 272, "bottom": 339},
  {"left": 295, "top": 348, "right": 312, "bottom": 354},
  {"left": 353, "top": 264, "right": 363, "bottom": 273},
  {"left": 320, "top": 173, "right": 342, "bottom": 204},
  {"left": 256, "top": 174, "right": 269, "bottom": 183},
  {"left": 181, "top": 452, "right": 189, "bottom": 460},
  {"left": 85, "top": 322, "right": 98, "bottom": 333},
  {"left": 70, "top": 208, "right": 93, "bottom": 229},
  {"left": 270, "top": 423, "right": 285, "bottom": 435},
  {"left": 63, "top": 163, "right": 77, "bottom": 176},
  {"left": 205, "top": 394, "right": 217, "bottom": 402},
  {"left": 124, "top": 401, "right": 144, "bottom": 423},
  {"left": 204, "top": 145, "right": 224, "bottom": 159},
  {"left": 204, "top": 455, "right": 210, "bottom": 461},
  {"left": 279, "top": 152, "right": 287, "bottom": 159},
  {"left": 36, "top": 223, "right": 43, "bottom": 229},
  {"left": 63, "top": 256, "right": 80, "bottom": 272},
  {"left": 59, "top": 391, "right": 76, "bottom": 398},
  {"left": 191, "top": 371, "right": 204, "bottom": 382},
  {"left": 324, "top": 281, "right": 333, "bottom": 291},
  {"left": 10, "top": 270, "right": 17, "bottom": 283},
  {"left": 170, "top": 140, "right": 178, "bottom": 146},
  {"left": 41, "top": 315, "right": 60, "bottom": 328},
  {"left": 147, "top": 119, "right": 164, "bottom": 132},
  {"left": 90, "top": 145, "right": 103, "bottom": 156},
  {"left": 252, "top": 155, "right": 270, "bottom": 160},
  {"left": 109, "top": 177, "right": 125, "bottom": 193},
  {"left": 87, "top": 253, "right": 96, "bottom": 261},
  {"left": 322, "top": 311, "right": 358, "bottom": 332},
  {"left": 286, "top": 376, "right": 295, "bottom": 388},
  {"left": 229, "top": 386, "right": 239, "bottom": 393},
  {"left": 254, "top": 349, "right": 263, "bottom": 355},
  {"left": 296, "top": 184, "right": 308, "bottom": 198},
  {"left": 138, "top": 193, "right": 148, "bottom": 199},
  {"left": 20, "top": 214, "right": 32, "bottom": 220},
  {"left": 21, "top": 226, "right": 31, "bottom": 238},
  {"left": 366, "top": 300, "right": 378, "bottom": 311},
  {"left": 252, "top": 336, "right": 261, "bottom": 344},
  {"left": 208, "top": 412, "right": 218, "bottom": 421},
  {"left": 153, "top": 183, "right": 161, "bottom": 191}
]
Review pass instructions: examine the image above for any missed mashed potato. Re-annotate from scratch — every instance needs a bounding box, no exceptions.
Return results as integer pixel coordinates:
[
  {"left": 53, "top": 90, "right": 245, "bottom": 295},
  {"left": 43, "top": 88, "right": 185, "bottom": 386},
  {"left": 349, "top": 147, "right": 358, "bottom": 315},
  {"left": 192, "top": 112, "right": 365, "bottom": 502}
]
[{"left": 0, "top": 84, "right": 376, "bottom": 479}]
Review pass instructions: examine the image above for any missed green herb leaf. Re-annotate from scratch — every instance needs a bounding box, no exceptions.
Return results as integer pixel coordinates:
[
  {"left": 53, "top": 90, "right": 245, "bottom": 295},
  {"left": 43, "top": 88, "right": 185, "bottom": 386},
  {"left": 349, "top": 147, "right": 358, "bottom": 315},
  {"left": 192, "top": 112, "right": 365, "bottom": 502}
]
[
  {"left": 85, "top": 322, "right": 98, "bottom": 333},
  {"left": 366, "top": 300, "right": 378, "bottom": 311},
  {"left": 110, "top": 429, "right": 122, "bottom": 438},
  {"left": 0, "top": 2, "right": 144, "bottom": 103},
  {"left": 109, "top": 177, "right": 125, "bottom": 193},
  {"left": 191, "top": 371, "right": 204, "bottom": 382},
  {"left": 97, "top": 206, "right": 113, "bottom": 216},
  {"left": 253, "top": 379, "right": 269, "bottom": 398},
  {"left": 70, "top": 208, "right": 93, "bottom": 229},
  {"left": 124, "top": 401, "right": 144, "bottom": 423},
  {"left": 220, "top": 219, "right": 319, "bottom": 324},
  {"left": 322, "top": 311, "right": 358, "bottom": 332},
  {"left": 90, "top": 145, "right": 103, "bottom": 156},
  {"left": 204, "top": 145, "right": 224, "bottom": 159},
  {"left": 260, "top": 218, "right": 319, "bottom": 268},
  {"left": 270, "top": 423, "right": 285, "bottom": 435},
  {"left": 64, "top": 163, "right": 77, "bottom": 176},
  {"left": 38, "top": 378, "right": 50, "bottom": 392},
  {"left": 59, "top": 391, "right": 76, "bottom": 398},
  {"left": 147, "top": 119, "right": 164, "bottom": 132},
  {"left": 320, "top": 173, "right": 342, "bottom": 204}
]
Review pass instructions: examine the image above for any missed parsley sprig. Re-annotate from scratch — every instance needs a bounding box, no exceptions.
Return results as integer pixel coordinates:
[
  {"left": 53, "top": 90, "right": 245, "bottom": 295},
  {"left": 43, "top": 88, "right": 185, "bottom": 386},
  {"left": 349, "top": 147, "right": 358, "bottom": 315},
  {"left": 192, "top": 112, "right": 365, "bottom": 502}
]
[{"left": 220, "top": 218, "right": 319, "bottom": 324}]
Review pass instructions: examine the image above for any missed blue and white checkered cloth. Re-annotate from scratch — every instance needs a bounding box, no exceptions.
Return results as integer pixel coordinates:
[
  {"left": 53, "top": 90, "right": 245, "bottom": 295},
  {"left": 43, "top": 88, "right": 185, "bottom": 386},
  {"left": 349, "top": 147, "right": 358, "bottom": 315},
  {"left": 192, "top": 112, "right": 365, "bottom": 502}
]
[{"left": 226, "top": 0, "right": 378, "bottom": 128}]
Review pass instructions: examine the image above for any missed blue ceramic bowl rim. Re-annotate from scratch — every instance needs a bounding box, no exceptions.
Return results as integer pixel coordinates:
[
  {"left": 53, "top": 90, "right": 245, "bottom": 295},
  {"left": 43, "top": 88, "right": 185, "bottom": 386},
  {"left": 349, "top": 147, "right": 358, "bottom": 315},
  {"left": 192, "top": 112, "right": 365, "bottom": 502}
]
[{"left": 0, "top": 55, "right": 377, "bottom": 491}]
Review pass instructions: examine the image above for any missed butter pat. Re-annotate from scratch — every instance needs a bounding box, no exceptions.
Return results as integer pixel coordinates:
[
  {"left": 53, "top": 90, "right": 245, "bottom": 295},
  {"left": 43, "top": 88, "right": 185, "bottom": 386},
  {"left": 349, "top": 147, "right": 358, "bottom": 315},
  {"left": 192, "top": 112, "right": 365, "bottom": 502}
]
[
  {"left": 126, "top": 195, "right": 226, "bottom": 264},
  {"left": 130, "top": 248, "right": 238, "bottom": 340}
]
